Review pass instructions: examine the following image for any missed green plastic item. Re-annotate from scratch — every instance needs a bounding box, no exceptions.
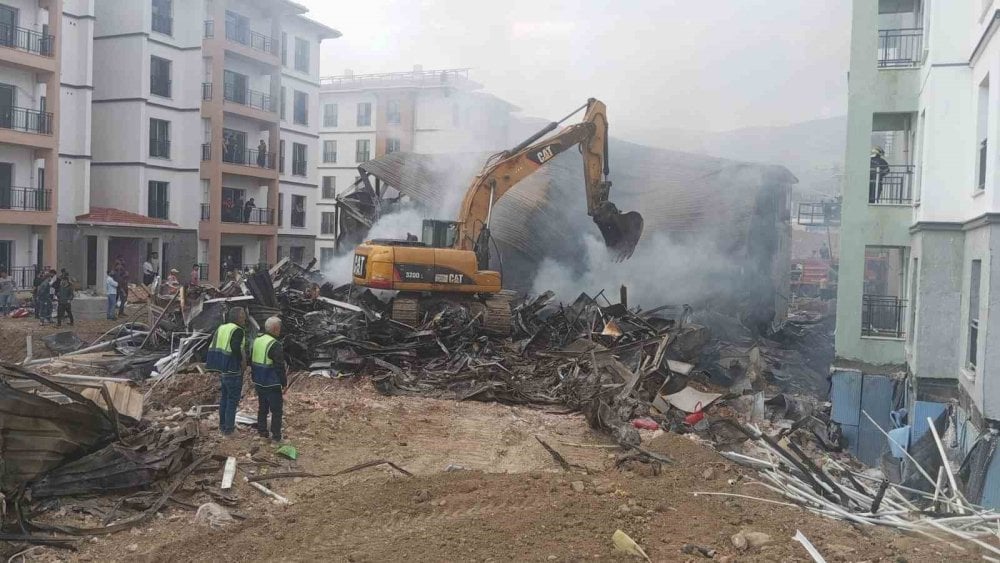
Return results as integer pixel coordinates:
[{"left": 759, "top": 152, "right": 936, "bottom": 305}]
[{"left": 276, "top": 444, "right": 298, "bottom": 460}]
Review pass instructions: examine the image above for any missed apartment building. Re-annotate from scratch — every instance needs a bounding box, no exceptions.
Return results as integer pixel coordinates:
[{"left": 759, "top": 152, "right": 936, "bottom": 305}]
[
  {"left": 315, "top": 67, "right": 517, "bottom": 269},
  {"left": 839, "top": 0, "right": 1000, "bottom": 466},
  {"left": 0, "top": 0, "right": 70, "bottom": 290},
  {"left": 275, "top": 13, "right": 334, "bottom": 268}
]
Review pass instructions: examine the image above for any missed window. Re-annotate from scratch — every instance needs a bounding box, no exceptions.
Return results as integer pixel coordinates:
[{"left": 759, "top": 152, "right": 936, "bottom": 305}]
[
  {"left": 277, "top": 193, "right": 283, "bottom": 227},
  {"left": 149, "top": 119, "right": 170, "bottom": 158},
  {"left": 387, "top": 100, "right": 401, "bottom": 124},
  {"left": 292, "top": 142, "right": 307, "bottom": 176},
  {"left": 321, "top": 212, "right": 335, "bottom": 234},
  {"left": 386, "top": 138, "right": 400, "bottom": 154},
  {"left": 148, "top": 181, "right": 169, "bottom": 219},
  {"left": 280, "top": 86, "right": 286, "bottom": 120},
  {"left": 322, "top": 176, "right": 336, "bottom": 199},
  {"left": 290, "top": 246, "right": 305, "bottom": 264},
  {"left": 223, "top": 70, "right": 248, "bottom": 104},
  {"left": 323, "top": 140, "right": 337, "bottom": 163},
  {"left": 978, "top": 77, "right": 990, "bottom": 191},
  {"left": 150, "top": 56, "right": 171, "bottom": 97},
  {"left": 323, "top": 103, "right": 338, "bottom": 127},
  {"left": 861, "top": 246, "right": 907, "bottom": 338},
  {"left": 320, "top": 247, "right": 335, "bottom": 269},
  {"left": 291, "top": 194, "right": 306, "bottom": 227},
  {"left": 294, "top": 37, "right": 309, "bottom": 73},
  {"left": 281, "top": 32, "right": 287, "bottom": 66},
  {"left": 293, "top": 91, "right": 308, "bottom": 125},
  {"left": 357, "top": 102, "right": 371, "bottom": 126},
  {"left": 969, "top": 260, "right": 982, "bottom": 369},
  {"left": 356, "top": 139, "right": 370, "bottom": 163},
  {"left": 152, "top": 0, "right": 172, "bottom": 36},
  {"left": 279, "top": 140, "right": 285, "bottom": 174}
]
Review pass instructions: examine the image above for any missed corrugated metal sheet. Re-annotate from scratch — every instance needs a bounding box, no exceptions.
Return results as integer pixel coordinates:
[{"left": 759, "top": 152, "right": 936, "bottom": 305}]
[
  {"left": 911, "top": 401, "right": 948, "bottom": 445},
  {"left": 858, "top": 374, "right": 896, "bottom": 466},
  {"left": 980, "top": 444, "right": 1000, "bottom": 508},
  {"left": 840, "top": 424, "right": 860, "bottom": 458},
  {"left": 830, "top": 369, "right": 863, "bottom": 426}
]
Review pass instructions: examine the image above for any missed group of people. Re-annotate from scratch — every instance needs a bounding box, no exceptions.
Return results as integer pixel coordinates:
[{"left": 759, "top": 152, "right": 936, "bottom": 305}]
[
  {"left": 207, "top": 307, "right": 287, "bottom": 442},
  {"left": 32, "top": 268, "right": 76, "bottom": 326}
]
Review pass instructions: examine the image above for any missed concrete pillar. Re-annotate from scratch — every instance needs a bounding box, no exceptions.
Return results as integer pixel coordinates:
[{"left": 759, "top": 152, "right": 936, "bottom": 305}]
[{"left": 96, "top": 234, "right": 109, "bottom": 294}]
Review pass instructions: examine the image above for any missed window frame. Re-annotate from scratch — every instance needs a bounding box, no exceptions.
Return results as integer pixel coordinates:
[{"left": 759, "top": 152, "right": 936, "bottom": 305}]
[
  {"left": 321, "top": 211, "right": 336, "bottom": 234},
  {"left": 290, "top": 194, "right": 306, "bottom": 228},
  {"left": 147, "top": 180, "right": 169, "bottom": 219},
  {"left": 387, "top": 100, "right": 401, "bottom": 124},
  {"left": 323, "top": 140, "right": 337, "bottom": 163},
  {"left": 292, "top": 142, "right": 307, "bottom": 176},
  {"left": 293, "top": 90, "right": 308, "bottom": 125},
  {"left": 355, "top": 139, "right": 371, "bottom": 163},
  {"left": 149, "top": 118, "right": 171, "bottom": 159},
  {"left": 357, "top": 102, "right": 371, "bottom": 127},
  {"left": 322, "top": 176, "right": 336, "bottom": 199},
  {"left": 323, "top": 103, "right": 338, "bottom": 128},
  {"left": 968, "top": 259, "right": 982, "bottom": 370},
  {"left": 386, "top": 138, "right": 400, "bottom": 154},
  {"left": 294, "top": 37, "right": 309, "bottom": 73},
  {"left": 150, "top": 55, "right": 172, "bottom": 98}
]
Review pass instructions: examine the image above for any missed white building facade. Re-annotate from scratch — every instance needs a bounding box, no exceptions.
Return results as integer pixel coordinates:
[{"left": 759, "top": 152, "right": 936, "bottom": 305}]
[
  {"left": 841, "top": 0, "right": 1000, "bottom": 456},
  {"left": 315, "top": 67, "right": 517, "bottom": 269}
]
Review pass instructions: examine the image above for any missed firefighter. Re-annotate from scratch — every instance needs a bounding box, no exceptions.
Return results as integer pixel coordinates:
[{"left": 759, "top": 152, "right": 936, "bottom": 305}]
[
  {"left": 206, "top": 307, "right": 248, "bottom": 436},
  {"left": 251, "top": 316, "right": 287, "bottom": 442}
]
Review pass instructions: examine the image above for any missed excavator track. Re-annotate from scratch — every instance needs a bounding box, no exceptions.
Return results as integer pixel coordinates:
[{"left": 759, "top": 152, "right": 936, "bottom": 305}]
[
  {"left": 391, "top": 296, "right": 421, "bottom": 327},
  {"left": 482, "top": 295, "right": 512, "bottom": 336}
]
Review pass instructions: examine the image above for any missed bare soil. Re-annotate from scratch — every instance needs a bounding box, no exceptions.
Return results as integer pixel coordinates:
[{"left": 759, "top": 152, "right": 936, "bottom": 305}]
[
  {"left": 0, "top": 315, "right": 134, "bottom": 363},
  {"left": 14, "top": 379, "right": 972, "bottom": 563}
]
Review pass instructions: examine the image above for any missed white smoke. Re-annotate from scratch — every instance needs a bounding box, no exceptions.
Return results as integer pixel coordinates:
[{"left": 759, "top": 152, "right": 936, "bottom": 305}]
[
  {"left": 530, "top": 233, "right": 744, "bottom": 309},
  {"left": 321, "top": 203, "right": 428, "bottom": 285}
]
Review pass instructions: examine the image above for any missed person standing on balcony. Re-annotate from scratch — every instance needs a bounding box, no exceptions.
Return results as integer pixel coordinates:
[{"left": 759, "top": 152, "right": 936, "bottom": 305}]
[
  {"left": 244, "top": 197, "right": 256, "bottom": 223},
  {"left": 0, "top": 271, "right": 13, "bottom": 316},
  {"left": 870, "top": 147, "right": 890, "bottom": 203},
  {"left": 256, "top": 139, "right": 267, "bottom": 168}
]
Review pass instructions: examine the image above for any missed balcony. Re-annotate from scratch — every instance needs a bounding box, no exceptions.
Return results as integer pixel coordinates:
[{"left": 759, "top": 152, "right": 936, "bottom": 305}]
[
  {"left": 0, "top": 106, "right": 53, "bottom": 135},
  {"left": 202, "top": 143, "right": 211, "bottom": 161},
  {"left": 222, "top": 206, "right": 274, "bottom": 225},
  {"left": 225, "top": 23, "right": 276, "bottom": 56},
  {"left": 0, "top": 187, "right": 51, "bottom": 211},
  {"left": 152, "top": 14, "right": 172, "bottom": 36},
  {"left": 9, "top": 265, "right": 36, "bottom": 290},
  {"left": 878, "top": 28, "right": 923, "bottom": 69},
  {"left": 797, "top": 201, "right": 841, "bottom": 227},
  {"left": 861, "top": 295, "right": 907, "bottom": 338},
  {"left": 223, "top": 85, "right": 276, "bottom": 113},
  {"left": 869, "top": 164, "right": 913, "bottom": 205},
  {"left": 200, "top": 203, "right": 210, "bottom": 221},
  {"left": 0, "top": 23, "right": 54, "bottom": 57},
  {"left": 222, "top": 147, "right": 276, "bottom": 170}
]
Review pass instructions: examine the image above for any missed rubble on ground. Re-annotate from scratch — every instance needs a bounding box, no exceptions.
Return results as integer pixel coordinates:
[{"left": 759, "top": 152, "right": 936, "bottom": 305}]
[{"left": 3, "top": 259, "right": 997, "bottom": 559}]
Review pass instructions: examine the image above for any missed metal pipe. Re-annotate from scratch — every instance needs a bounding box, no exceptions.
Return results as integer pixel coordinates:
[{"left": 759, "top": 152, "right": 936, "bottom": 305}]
[
  {"left": 485, "top": 184, "right": 496, "bottom": 228},
  {"left": 507, "top": 101, "right": 588, "bottom": 155}
]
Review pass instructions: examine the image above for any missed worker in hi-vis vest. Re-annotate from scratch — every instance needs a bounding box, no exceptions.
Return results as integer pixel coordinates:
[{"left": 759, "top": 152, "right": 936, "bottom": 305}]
[
  {"left": 206, "top": 307, "right": 248, "bottom": 436},
  {"left": 251, "top": 316, "right": 287, "bottom": 442}
]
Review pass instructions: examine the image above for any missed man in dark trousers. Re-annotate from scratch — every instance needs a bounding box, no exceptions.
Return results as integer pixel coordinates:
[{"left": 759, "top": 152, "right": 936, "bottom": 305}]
[
  {"left": 36, "top": 270, "right": 55, "bottom": 325},
  {"left": 206, "top": 307, "right": 248, "bottom": 437},
  {"left": 870, "top": 147, "right": 890, "bottom": 203},
  {"left": 243, "top": 197, "right": 256, "bottom": 223},
  {"left": 251, "top": 316, "right": 286, "bottom": 442},
  {"left": 56, "top": 270, "right": 75, "bottom": 326}
]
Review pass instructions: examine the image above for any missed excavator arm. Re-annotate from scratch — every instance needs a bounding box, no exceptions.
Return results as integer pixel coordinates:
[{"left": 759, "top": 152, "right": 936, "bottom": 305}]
[{"left": 455, "top": 98, "right": 644, "bottom": 263}]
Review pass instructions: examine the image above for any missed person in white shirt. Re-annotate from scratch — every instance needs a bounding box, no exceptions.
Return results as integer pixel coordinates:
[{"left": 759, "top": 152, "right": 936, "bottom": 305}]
[
  {"left": 105, "top": 271, "right": 118, "bottom": 319},
  {"left": 142, "top": 252, "right": 159, "bottom": 286}
]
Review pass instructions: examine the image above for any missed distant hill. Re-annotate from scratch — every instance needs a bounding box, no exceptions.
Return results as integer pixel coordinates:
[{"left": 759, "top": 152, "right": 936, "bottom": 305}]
[{"left": 622, "top": 116, "right": 847, "bottom": 201}]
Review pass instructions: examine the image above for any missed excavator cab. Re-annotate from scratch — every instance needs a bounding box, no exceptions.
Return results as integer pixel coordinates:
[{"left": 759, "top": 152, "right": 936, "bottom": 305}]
[{"left": 421, "top": 219, "right": 459, "bottom": 248}]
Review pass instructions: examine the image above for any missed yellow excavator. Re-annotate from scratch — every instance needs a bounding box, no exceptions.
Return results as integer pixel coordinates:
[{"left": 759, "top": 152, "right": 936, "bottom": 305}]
[{"left": 350, "top": 98, "right": 644, "bottom": 332}]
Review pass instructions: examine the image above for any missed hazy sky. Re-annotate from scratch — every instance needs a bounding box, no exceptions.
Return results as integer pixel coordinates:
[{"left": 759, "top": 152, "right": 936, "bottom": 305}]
[{"left": 302, "top": 0, "right": 850, "bottom": 137}]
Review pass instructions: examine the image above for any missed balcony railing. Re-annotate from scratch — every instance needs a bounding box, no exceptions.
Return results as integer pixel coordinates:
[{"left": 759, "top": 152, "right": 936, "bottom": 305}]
[
  {"left": 200, "top": 203, "right": 210, "bottom": 221},
  {"left": 8, "top": 265, "right": 36, "bottom": 290},
  {"left": 878, "top": 28, "right": 923, "bottom": 69},
  {"left": 152, "top": 14, "right": 173, "bottom": 36},
  {"left": 202, "top": 82, "right": 213, "bottom": 101},
  {"left": 0, "top": 187, "right": 50, "bottom": 211},
  {"left": 222, "top": 147, "right": 276, "bottom": 169},
  {"left": 0, "top": 23, "right": 54, "bottom": 57},
  {"left": 870, "top": 164, "right": 913, "bottom": 205},
  {"left": 224, "top": 22, "right": 277, "bottom": 55},
  {"left": 292, "top": 159, "right": 307, "bottom": 176},
  {"left": 222, "top": 206, "right": 274, "bottom": 225},
  {"left": 797, "top": 201, "right": 841, "bottom": 226},
  {"left": 149, "top": 139, "right": 171, "bottom": 159},
  {"left": 0, "top": 106, "right": 52, "bottom": 135},
  {"left": 201, "top": 143, "right": 211, "bottom": 161},
  {"left": 862, "top": 295, "right": 907, "bottom": 338},
  {"left": 223, "top": 85, "right": 276, "bottom": 113},
  {"left": 323, "top": 152, "right": 337, "bottom": 164}
]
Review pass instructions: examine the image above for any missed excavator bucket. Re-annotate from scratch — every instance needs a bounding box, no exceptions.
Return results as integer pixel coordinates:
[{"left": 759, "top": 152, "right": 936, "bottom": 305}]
[{"left": 593, "top": 202, "right": 644, "bottom": 261}]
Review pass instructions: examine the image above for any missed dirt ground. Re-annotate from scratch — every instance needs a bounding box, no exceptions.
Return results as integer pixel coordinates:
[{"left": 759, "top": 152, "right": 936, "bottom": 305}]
[
  {"left": 11, "top": 377, "right": 976, "bottom": 563},
  {"left": 0, "top": 312, "right": 141, "bottom": 363}
]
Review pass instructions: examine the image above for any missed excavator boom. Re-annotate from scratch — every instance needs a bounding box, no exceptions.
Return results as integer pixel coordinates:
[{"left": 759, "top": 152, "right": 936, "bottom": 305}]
[{"left": 456, "top": 98, "right": 643, "bottom": 261}]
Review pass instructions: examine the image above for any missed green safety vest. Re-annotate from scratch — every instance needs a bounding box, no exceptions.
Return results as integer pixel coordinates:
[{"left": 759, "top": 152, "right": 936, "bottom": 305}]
[
  {"left": 206, "top": 322, "right": 244, "bottom": 374},
  {"left": 250, "top": 333, "right": 280, "bottom": 387}
]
